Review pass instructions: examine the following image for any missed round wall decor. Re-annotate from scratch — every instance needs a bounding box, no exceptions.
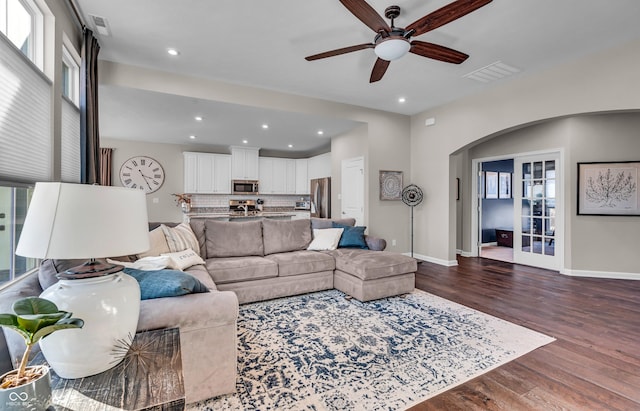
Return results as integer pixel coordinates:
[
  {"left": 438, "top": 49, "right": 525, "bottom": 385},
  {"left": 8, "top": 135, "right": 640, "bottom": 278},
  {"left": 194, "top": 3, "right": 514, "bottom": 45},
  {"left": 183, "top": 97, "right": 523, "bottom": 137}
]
[{"left": 119, "top": 156, "right": 165, "bottom": 194}]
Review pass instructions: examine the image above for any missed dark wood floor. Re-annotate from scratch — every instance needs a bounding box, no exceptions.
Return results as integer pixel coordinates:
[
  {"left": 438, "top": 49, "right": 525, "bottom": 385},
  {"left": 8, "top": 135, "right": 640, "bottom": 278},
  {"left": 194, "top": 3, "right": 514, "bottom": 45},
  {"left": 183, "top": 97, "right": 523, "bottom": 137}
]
[{"left": 408, "top": 256, "right": 640, "bottom": 411}]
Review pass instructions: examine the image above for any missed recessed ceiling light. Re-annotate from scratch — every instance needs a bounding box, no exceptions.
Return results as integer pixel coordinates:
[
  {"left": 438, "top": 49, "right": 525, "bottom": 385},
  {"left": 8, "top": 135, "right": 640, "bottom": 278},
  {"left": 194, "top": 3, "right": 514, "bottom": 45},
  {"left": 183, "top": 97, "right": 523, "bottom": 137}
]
[
  {"left": 189, "top": 135, "right": 196, "bottom": 140},
  {"left": 167, "top": 48, "right": 179, "bottom": 56},
  {"left": 317, "top": 130, "right": 324, "bottom": 135},
  {"left": 194, "top": 116, "right": 203, "bottom": 121},
  {"left": 242, "top": 139, "right": 248, "bottom": 144},
  {"left": 262, "top": 124, "right": 269, "bottom": 129},
  {"left": 398, "top": 97, "right": 406, "bottom": 103},
  {"left": 288, "top": 144, "right": 293, "bottom": 148}
]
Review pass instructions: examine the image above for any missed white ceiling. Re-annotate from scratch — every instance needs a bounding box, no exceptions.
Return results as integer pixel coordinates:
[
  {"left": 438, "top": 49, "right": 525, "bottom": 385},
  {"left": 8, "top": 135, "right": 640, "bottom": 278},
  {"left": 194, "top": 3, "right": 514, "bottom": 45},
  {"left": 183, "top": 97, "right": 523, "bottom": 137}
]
[{"left": 75, "top": 0, "right": 640, "bottom": 154}]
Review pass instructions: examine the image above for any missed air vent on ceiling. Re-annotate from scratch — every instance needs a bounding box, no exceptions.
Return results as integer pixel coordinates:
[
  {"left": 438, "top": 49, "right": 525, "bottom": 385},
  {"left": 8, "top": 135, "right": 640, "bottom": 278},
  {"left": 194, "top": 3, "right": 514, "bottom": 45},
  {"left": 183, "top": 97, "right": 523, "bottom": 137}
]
[
  {"left": 89, "top": 14, "right": 111, "bottom": 36},
  {"left": 463, "top": 61, "right": 520, "bottom": 84}
]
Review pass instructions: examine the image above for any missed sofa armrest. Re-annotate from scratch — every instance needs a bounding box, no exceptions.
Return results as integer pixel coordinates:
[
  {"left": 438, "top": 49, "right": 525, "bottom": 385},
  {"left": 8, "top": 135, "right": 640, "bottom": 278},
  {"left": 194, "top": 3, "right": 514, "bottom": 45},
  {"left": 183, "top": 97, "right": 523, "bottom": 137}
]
[
  {"left": 365, "top": 235, "right": 387, "bottom": 251},
  {"left": 137, "top": 290, "right": 238, "bottom": 332}
]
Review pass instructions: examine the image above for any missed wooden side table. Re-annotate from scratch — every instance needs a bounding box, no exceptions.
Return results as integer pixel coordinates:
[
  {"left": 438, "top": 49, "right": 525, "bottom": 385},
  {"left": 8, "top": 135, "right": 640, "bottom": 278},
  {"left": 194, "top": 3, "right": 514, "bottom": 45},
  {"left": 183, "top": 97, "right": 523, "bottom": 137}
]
[{"left": 32, "top": 328, "right": 185, "bottom": 410}]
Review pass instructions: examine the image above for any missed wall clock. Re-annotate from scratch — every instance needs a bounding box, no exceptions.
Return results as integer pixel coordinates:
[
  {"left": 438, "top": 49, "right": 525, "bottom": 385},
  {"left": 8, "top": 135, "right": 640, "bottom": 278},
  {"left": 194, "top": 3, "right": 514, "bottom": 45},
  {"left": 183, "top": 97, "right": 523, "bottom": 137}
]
[{"left": 119, "top": 156, "right": 165, "bottom": 194}]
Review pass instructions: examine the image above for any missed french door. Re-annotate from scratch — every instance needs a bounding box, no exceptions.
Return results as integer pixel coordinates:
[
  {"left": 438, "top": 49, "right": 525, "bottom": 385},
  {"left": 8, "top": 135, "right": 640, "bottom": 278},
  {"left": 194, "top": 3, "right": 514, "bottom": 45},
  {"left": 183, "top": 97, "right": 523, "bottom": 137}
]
[{"left": 513, "top": 153, "right": 561, "bottom": 270}]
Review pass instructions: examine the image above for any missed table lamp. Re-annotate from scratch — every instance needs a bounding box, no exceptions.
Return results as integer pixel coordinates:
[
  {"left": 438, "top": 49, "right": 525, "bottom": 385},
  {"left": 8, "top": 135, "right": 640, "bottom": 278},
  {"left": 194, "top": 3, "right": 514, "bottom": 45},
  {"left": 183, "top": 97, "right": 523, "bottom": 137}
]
[{"left": 16, "top": 182, "right": 150, "bottom": 379}]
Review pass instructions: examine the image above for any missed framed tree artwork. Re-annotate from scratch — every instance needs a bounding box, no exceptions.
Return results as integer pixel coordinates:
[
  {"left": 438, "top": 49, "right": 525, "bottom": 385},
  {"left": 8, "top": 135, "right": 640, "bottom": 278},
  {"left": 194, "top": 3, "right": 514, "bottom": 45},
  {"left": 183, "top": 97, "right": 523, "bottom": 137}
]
[{"left": 577, "top": 161, "right": 639, "bottom": 215}]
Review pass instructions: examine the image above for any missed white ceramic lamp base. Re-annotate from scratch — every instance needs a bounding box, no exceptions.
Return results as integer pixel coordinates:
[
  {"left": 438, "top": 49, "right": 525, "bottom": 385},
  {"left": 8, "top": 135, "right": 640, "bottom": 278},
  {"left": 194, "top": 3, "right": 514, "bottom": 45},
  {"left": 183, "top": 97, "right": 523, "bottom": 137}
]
[{"left": 39, "top": 272, "right": 140, "bottom": 379}]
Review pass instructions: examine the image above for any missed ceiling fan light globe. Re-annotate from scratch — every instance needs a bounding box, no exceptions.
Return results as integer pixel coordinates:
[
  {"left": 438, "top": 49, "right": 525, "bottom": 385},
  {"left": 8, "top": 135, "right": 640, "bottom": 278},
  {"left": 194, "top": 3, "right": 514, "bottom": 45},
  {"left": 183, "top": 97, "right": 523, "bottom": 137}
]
[{"left": 374, "top": 38, "right": 410, "bottom": 61}]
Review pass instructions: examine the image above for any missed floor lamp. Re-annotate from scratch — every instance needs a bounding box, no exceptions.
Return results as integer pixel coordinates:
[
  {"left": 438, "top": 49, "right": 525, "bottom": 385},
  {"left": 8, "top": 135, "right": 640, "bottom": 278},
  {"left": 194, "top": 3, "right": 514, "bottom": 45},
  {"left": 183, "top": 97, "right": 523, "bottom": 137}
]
[{"left": 401, "top": 184, "right": 423, "bottom": 258}]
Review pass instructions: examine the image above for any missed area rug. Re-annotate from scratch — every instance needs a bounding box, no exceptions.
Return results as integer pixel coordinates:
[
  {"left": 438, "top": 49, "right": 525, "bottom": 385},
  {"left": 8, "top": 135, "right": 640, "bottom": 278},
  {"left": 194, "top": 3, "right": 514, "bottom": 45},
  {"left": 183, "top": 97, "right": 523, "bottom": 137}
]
[{"left": 189, "top": 289, "right": 554, "bottom": 410}]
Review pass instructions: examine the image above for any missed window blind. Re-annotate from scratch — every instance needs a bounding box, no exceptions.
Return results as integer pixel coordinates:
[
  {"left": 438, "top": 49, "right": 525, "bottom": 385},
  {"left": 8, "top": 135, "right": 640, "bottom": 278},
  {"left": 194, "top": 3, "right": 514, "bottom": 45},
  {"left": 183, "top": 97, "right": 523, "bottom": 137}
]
[
  {"left": 61, "top": 97, "right": 80, "bottom": 183},
  {"left": 0, "top": 33, "right": 52, "bottom": 183}
]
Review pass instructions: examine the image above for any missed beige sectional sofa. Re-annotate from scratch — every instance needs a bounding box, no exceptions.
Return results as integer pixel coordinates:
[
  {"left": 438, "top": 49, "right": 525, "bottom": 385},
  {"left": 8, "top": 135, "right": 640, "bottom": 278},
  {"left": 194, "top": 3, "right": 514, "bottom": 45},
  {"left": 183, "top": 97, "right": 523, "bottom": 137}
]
[{"left": 0, "top": 217, "right": 416, "bottom": 405}]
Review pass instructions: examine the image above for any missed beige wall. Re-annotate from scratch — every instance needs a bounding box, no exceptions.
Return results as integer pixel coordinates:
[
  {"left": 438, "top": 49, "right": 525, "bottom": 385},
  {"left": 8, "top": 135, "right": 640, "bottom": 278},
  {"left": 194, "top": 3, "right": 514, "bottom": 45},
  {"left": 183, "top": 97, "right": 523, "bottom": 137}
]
[
  {"left": 411, "top": 38, "right": 640, "bottom": 271},
  {"left": 100, "top": 62, "right": 413, "bottom": 251}
]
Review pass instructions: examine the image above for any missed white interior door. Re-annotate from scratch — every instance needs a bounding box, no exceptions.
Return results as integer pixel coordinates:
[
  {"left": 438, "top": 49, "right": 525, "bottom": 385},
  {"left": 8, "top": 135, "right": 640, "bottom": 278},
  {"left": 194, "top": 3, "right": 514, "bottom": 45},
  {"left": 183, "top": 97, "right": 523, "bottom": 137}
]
[
  {"left": 341, "top": 157, "right": 364, "bottom": 225},
  {"left": 514, "top": 153, "right": 561, "bottom": 270}
]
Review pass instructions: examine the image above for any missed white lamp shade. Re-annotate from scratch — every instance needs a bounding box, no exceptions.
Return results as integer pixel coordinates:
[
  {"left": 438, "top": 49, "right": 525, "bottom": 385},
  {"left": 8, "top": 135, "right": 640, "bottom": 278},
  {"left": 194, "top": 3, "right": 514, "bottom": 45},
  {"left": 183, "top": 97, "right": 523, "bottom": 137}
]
[
  {"left": 16, "top": 182, "right": 150, "bottom": 259},
  {"left": 374, "top": 37, "right": 411, "bottom": 61}
]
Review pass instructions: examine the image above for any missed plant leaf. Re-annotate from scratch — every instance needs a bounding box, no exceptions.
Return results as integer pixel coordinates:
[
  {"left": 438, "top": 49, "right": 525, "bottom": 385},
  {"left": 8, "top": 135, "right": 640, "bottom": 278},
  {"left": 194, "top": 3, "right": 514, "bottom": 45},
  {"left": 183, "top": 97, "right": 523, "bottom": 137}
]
[
  {"left": 13, "top": 297, "right": 59, "bottom": 315},
  {"left": 0, "top": 314, "right": 31, "bottom": 342},
  {"left": 32, "top": 319, "right": 84, "bottom": 343},
  {"left": 16, "top": 313, "right": 67, "bottom": 334}
]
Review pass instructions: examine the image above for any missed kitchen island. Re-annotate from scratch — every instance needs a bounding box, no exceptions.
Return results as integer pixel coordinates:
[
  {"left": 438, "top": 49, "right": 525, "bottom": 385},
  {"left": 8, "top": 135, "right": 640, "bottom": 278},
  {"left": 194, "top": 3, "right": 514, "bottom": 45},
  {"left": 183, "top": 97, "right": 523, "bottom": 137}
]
[{"left": 186, "top": 211, "right": 310, "bottom": 222}]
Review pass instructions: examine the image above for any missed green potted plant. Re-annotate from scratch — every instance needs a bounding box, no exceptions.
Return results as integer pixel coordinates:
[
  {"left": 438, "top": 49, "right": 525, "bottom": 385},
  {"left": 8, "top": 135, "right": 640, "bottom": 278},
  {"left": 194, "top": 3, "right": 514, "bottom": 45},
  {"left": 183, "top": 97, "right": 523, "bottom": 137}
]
[{"left": 0, "top": 297, "right": 83, "bottom": 410}]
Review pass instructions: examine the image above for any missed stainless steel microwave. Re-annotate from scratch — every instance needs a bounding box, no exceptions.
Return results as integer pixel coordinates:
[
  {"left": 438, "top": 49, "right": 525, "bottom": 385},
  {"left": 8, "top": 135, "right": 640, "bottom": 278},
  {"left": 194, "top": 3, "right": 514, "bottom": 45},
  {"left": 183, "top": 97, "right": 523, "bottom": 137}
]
[{"left": 232, "top": 180, "right": 259, "bottom": 195}]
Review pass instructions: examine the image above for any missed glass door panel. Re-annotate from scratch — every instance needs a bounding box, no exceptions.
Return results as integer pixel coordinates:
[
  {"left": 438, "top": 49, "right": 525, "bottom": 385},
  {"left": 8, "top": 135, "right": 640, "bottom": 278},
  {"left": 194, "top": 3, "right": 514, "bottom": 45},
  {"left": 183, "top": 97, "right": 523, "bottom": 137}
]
[{"left": 514, "top": 155, "right": 560, "bottom": 270}]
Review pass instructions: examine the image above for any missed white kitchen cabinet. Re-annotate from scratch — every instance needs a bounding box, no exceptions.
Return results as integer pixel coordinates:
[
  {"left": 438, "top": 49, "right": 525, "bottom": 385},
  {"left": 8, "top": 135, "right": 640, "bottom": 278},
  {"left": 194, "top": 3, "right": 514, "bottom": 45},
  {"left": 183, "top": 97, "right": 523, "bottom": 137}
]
[
  {"left": 183, "top": 152, "right": 231, "bottom": 194},
  {"left": 307, "top": 152, "right": 331, "bottom": 179},
  {"left": 295, "top": 159, "right": 309, "bottom": 194},
  {"left": 258, "top": 157, "right": 274, "bottom": 194},
  {"left": 231, "top": 147, "right": 259, "bottom": 180},
  {"left": 259, "top": 157, "right": 296, "bottom": 194}
]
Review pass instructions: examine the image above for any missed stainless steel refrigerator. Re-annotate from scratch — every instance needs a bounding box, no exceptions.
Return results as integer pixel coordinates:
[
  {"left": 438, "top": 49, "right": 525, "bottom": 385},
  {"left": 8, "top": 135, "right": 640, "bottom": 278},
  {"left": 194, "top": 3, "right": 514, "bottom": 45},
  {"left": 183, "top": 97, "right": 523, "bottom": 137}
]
[{"left": 310, "top": 177, "right": 331, "bottom": 218}]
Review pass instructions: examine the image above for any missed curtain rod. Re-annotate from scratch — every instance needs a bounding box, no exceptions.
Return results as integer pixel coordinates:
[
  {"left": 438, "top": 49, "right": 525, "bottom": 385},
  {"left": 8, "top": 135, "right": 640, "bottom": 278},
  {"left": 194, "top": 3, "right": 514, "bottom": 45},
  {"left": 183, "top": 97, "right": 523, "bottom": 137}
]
[{"left": 65, "top": 0, "right": 86, "bottom": 31}]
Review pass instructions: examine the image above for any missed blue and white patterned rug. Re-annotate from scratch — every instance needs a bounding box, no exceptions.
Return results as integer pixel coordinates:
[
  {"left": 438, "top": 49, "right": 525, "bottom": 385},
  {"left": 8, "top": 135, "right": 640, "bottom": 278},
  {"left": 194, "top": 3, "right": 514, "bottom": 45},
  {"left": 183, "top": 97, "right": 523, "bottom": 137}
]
[{"left": 190, "top": 289, "right": 554, "bottom": 410}]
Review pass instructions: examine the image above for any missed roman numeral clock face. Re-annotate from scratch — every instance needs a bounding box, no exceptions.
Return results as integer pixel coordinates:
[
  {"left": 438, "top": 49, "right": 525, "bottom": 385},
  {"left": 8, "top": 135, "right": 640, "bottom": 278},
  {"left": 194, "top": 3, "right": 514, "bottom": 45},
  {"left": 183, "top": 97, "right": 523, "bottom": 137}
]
[{"left": 119, "top": 156, "right": 165, "bottom": 194}]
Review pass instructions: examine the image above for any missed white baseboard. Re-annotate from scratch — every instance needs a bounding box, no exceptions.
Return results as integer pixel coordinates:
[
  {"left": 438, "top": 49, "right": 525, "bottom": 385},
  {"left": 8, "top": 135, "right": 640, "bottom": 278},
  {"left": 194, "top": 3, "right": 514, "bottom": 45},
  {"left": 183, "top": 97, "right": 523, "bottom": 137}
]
[
  {"left": 405, "top": 252, "right": 458, "bottom": 267},
  {"left": 457, "top": 249, "right": 474, "bottom": 257},
  {"left": 560, "top": 268, "right": 640, "bottom": 281}
]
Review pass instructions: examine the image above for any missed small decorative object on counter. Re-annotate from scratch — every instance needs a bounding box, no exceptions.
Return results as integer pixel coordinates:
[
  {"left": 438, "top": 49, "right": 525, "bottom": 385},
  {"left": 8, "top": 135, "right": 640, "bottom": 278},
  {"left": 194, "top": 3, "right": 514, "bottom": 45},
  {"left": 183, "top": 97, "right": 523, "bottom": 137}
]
[{"left": 172, "top": 193, "right": 192, "bottom": 213}]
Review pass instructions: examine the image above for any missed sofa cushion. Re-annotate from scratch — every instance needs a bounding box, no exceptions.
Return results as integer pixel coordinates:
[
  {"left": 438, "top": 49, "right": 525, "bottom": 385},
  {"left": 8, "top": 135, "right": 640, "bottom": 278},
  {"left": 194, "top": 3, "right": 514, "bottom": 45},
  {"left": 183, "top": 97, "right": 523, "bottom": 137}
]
[
  {"left": 206, "top": 256, "right": 278, "bottom": 284},
  {"left": 189, "top": 219, "right": 208, "bottom": 258},
  {"left": 330, "top": 249, "right": 417, "bottom": 281},
  {"left": 123, "top": 268, "right": 209, "bottom": 300},
  {"left": 162, "top": 223, "right": 200, "bottom": 255},
  {"left": 310, "top": 217, "right": 355, "bottom": 229},
  {"left": 332, "top": 223, "right": 369, "bottom": 249},
  {"left": 262, "top": 219, "right": 312, "bottom": 255},
  {"left": 138, "top": 226, "right": 171, "bottom": 258},
  {"left": 205, "top": 220, "right": 264, "bottom": 258},
  {"left": 265, "top": 251, "right": 336, "bottom": 277},
  {"left": 307, "top": 228, "right": 344, "bottom": 251},
  {"left": 161, "top": 249, "right": 206, "bottom": 270},
  {"left": 39, "top": 258, "right": 86, "bottom": 290}
]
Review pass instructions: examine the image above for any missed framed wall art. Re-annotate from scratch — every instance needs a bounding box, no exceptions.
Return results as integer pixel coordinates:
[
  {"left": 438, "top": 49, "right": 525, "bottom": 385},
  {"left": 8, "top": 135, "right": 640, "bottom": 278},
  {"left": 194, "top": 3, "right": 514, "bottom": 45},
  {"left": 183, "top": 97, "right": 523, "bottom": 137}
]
[
  {"left": 499, "top": 172, "right": 512, "bottom": 199},
  {"left": 379, "top": 170, "right": 403, "bottom": 200},
  {"left": 484, "top": 171, "right": 498, "bottom": 199},
  {"left": 577, "top": 161, "right": 639, "bottom": 216}
]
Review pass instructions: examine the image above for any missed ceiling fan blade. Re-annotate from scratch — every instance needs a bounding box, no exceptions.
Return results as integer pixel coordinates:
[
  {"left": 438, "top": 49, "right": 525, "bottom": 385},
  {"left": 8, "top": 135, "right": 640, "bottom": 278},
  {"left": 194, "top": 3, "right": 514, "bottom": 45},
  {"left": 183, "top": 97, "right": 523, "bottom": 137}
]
[
  {"left": 370, "top": 58, "right": 390, "bottom": 83},
  {"left": 410, "top": 41, "right": 468, "bottom": 64},
  {"left": 339, "top": 0, "right": 391, "bottom": 33},
  {"left": 406, "top": 0, "right": 493, "bottom": 37},
  {"left": 305, "top": 43, "right": 374, "bottom": 61}
]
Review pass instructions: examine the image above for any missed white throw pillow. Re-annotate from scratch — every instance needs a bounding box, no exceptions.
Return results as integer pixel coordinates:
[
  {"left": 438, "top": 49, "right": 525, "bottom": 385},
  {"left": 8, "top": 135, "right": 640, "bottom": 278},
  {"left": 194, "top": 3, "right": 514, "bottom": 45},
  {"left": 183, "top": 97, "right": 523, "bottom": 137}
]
[
  {"left": 161, "top": 249, "right": 206, "bottom": 270},
  {"left": 307, "top": 228, "right": 344, "bottom": 251},
  {"left": 161, "top": 223, "right": 200, "bottom": 255},
  {"left": 107, "top": 256, "right": 171, "bottom": 271}
]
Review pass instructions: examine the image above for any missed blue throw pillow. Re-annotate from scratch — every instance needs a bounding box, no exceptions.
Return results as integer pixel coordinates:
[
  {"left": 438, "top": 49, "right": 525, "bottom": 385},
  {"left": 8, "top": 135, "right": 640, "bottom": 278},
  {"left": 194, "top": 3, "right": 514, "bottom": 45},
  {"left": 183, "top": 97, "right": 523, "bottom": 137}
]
[
  {"left": 123, "top": 268, "right": 209, "bottom": 300},
  {"left": 332, "top": 223, "right": 369, "bottom": 249}
]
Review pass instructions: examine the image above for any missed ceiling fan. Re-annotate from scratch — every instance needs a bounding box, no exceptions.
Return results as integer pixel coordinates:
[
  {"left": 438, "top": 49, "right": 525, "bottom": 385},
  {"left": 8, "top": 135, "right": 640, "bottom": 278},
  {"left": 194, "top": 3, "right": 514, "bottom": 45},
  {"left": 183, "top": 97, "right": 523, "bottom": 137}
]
[{"left": 305, "top": 0, "right": 493, "bottom": 83}]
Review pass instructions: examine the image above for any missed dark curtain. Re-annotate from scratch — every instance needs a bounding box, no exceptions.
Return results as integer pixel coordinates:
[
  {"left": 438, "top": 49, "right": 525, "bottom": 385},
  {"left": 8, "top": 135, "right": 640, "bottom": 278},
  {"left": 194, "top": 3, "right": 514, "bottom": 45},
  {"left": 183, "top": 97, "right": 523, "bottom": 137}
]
[
  {"left": 100, "top": 147, "right": 113, "bottom": 186},
  {"left": 80, "top": 28, "right": 100, "bottom": 184}
]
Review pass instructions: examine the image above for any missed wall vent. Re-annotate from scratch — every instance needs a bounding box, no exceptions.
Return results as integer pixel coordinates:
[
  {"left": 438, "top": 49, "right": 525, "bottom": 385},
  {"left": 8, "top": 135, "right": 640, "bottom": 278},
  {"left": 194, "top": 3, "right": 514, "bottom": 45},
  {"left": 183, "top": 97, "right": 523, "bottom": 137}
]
[
  {"left": 463, "top": 61, "right": 520, "bottom": 83},
  {"left": 89, "top": 14, "right": 111, "bottom": 36}
]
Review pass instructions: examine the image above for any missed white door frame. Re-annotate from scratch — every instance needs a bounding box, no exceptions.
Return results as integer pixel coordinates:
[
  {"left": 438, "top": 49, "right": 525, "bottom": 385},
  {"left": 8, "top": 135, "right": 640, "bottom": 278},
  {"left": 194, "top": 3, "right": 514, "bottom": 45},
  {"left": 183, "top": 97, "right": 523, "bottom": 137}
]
[{"left": 470, "top": 149, "right": 565, "bottom": 271}]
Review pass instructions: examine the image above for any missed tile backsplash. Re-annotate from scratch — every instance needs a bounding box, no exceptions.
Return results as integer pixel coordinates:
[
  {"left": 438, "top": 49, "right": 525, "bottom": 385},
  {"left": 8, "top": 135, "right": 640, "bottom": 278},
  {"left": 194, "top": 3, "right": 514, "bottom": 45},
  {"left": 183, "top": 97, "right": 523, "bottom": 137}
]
[{"left": 191, "top": 194, "right": 309, "bottom": 209}]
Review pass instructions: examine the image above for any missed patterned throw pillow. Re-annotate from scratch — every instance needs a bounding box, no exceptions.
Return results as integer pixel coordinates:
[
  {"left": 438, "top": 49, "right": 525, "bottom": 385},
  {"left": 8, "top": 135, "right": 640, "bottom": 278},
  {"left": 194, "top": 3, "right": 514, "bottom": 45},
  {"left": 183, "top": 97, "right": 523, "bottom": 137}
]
[{"left": 161, "top": 223, "right": 200, "bottom": 255}]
